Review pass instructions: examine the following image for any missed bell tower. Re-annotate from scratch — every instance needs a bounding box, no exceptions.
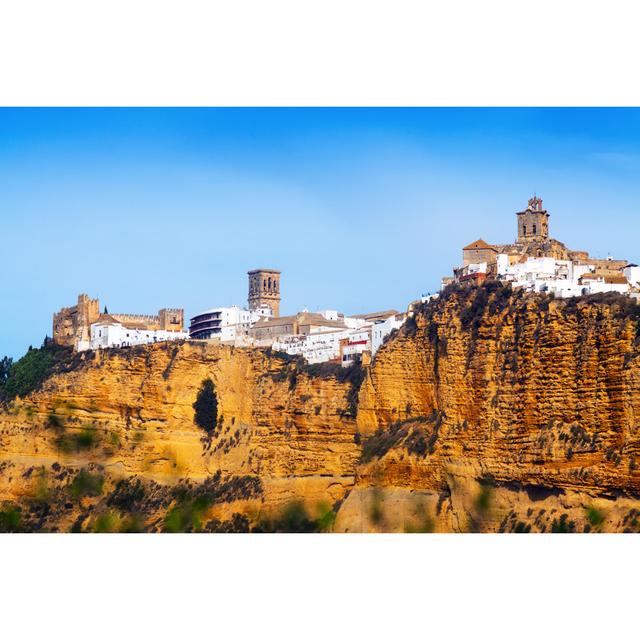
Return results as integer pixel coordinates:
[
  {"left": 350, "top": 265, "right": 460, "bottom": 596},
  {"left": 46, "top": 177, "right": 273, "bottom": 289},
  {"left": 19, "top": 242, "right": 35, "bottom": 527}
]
[
  {"left": 248, "top": 268, "right": 281, "bottom": 317},
  {"left": 516, "top": 195, "right": 549, "bottom": 242}
]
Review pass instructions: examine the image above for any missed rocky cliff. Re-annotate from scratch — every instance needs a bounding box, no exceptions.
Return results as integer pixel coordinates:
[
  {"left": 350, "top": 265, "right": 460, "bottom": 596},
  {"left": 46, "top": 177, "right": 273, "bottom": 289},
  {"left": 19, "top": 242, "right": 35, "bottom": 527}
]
[{"left": 2, "top": 283, "right": 640, "bottom": 532}]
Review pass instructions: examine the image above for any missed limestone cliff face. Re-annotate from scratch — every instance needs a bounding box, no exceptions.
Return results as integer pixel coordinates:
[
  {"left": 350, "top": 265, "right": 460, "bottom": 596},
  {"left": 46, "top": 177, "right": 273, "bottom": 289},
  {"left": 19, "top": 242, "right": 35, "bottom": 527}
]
[
  {"left": 2, "top": 284, "right": 640, "bottom": 532},
  {"left": 344, "top": 285, "right": 640, "bottom": 532}
]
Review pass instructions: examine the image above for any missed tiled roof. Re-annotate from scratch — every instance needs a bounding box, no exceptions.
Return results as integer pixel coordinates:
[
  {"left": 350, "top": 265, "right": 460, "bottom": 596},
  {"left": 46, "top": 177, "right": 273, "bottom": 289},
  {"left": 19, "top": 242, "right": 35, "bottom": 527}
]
[
  {"left": 351, "top": 310, "right": 399, "bottom": 321},
  {"left": 463, "top": 238, "right": 496, "bottom": 251}
]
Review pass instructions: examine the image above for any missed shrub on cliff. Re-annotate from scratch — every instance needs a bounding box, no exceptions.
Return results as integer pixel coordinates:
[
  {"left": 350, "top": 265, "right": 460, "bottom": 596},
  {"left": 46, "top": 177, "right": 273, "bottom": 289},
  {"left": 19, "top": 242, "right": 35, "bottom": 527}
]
[
  {"left": 0, "top": 503, "right": 22, "bottom": 532},
  {"left": 253, "top": 500, "right": 335, "bottom": 533},
  {"left": 0, "top": 340, "right": 74, "bottom": 401},
  {"left": 68, "top": 469, "right": 104, "bottom": 500},
  {"left": 193, "top": 378, "right": 218, "bottom": 433},
  {"left": 0, "top": 355, "right": 12, "bottom": 386}
]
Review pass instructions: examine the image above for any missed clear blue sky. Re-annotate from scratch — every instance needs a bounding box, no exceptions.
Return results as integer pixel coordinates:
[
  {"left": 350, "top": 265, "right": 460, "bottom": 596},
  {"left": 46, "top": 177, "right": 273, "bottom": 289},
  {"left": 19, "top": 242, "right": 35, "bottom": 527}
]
[{"left": 2, "top": 108, "right": 640, "bottom": 359}]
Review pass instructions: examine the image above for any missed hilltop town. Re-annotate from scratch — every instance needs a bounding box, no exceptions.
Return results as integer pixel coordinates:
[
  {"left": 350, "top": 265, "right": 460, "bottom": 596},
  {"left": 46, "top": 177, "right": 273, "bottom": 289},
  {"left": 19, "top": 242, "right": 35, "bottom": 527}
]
[
  {"left": 51, "top": 196, "right": 640, "bottom": 366},
  {"left": 448, "top": 195, "right": 640, "bottom": 296}
]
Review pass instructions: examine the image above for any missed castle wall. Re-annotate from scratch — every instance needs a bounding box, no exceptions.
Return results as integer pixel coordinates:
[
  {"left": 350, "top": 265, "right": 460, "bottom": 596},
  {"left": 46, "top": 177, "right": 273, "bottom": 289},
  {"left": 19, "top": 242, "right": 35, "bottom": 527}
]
[
  {"left": 159, "top": 308, "right": 185, "bottom": 332},
  {"left": 52, "top": 294, "right": 99, "bottom": 348},
  {"left": 53, "top": 295, "right": 185, "bottom": 349}
]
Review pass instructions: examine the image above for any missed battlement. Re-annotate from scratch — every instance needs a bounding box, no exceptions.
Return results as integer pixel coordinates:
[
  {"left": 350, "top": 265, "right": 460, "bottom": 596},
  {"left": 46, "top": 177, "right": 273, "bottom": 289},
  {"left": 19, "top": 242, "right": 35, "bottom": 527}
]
[
  {"left": 112, "top": 313, "right": 160, "bottom": 323},
  {"left": 53, "top": 294, "right": 185, "bottom": 348},
  {"left": 52, "top": 293, "right": 100, "bottom": 348}
]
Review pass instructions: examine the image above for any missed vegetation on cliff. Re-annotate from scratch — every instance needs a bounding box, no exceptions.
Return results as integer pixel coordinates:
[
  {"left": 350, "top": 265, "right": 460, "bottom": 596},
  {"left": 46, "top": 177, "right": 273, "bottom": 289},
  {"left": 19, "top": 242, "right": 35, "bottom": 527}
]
[
  {"left": 266, "top": 351, "right": 365, "bottom": 417},
  {"left": 193, "top": 378, "right": 219, "bottom": 433},
  {"left": 0, "top": 339, "right": 81, "bottom": 402}
]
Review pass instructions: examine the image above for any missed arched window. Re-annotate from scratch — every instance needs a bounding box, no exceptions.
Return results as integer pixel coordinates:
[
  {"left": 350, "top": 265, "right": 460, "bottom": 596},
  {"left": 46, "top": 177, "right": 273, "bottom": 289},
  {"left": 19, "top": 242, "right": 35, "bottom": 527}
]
[
  {"left": 523, "top": 224, "right": 527, "bottom": 236},
  {"left": 533, "top": 224, "right": 537, "bottom": 235}
]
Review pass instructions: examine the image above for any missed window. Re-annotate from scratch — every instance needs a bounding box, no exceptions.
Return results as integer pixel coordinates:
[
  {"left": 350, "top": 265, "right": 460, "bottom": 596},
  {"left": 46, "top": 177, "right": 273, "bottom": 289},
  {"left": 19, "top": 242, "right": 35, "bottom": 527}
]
[
  {"left": 533, "top": 224, "right": 537, "bottom": 235},
  {"left": 523, "top": 225, "right": 527, "bottom": 235}
]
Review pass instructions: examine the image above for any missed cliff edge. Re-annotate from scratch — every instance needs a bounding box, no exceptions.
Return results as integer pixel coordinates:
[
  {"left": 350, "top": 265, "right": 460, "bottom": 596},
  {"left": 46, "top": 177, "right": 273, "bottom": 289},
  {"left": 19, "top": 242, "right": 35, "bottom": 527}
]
[{"left": 2, "top": 283, "right": 640, "bottom": 532}]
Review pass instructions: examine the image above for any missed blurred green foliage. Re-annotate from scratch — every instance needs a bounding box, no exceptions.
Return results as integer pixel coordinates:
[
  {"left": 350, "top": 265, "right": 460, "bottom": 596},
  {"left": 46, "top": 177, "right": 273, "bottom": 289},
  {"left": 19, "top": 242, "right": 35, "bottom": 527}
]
[
  {"left": 0, "top": 503, "right": 22, "bottom": 532},
  {"left": 69, "top": 470, "right": 104, "bottom": 500}
]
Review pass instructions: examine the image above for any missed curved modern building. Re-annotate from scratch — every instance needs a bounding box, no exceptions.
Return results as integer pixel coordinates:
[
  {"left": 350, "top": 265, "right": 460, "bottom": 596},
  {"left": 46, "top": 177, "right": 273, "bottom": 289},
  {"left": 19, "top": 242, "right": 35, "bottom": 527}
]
[{"left": 189, "top": 306, "right": 247, "bottom": 340}]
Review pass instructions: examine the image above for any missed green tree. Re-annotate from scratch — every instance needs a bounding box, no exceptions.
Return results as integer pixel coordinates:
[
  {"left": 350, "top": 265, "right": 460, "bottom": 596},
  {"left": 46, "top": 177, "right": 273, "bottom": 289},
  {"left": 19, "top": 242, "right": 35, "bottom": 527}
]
[
  {"left": 193, "top": 379, "right": 218, "bottom": 433},
  {"left": 0, "top": 356, "right": 13, "bottom": 398},
  {"left": 0, "top": 356, "right": 12, "bottom": 383}
]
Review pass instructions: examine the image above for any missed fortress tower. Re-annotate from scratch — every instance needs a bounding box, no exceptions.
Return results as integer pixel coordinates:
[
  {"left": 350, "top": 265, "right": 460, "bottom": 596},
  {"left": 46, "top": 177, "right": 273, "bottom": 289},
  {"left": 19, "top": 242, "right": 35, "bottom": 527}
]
[
  {"left": 52, "top": 293, "right": 100, "bottom": 348},
  {"left": 516, "top": 195, "right": 549, "bottom": 243},
  {"left": 248, "top": 268, "right": 281, "bottom": 317}
]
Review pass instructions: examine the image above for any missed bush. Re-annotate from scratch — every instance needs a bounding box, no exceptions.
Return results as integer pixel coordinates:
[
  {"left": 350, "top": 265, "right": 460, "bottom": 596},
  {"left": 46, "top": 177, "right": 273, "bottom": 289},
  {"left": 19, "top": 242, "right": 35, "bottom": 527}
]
[
  {"left": 107, "top": 477, "right": 147, "bottom": 512},
  {"left": 0, "top": 503, "right": 22, "bottom": 532},
  {"left": 69, "top": 469, "right": 104, "bottom": 500},
  {"left": 55, "top": 426, "right": 98, "bottom": 453},
  {"left": 0, "top": 356, "right": 12, "bottom": 388},
  {"left": 254, "top": 501, "right": 331, "bottom": 533},
  {"left": 586, "top": 506, "right": 605, "bottom": 528},
  {"left": 360, "top": 413, "right": 441, "bottom": 463},
  {"left": 204, "top": 513, "right": 251, "bottom": 533},
  {"left": 164, "top": 495, "right": 211, "bottom": 533},
  {"left": 193, "top": 379, "right": 218, "bottom": 433}
]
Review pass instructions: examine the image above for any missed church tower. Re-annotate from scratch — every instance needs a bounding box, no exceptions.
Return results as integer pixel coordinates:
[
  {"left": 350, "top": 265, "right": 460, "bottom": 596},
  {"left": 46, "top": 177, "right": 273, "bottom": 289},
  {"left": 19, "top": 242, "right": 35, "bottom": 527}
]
[
  {"left": 516, "top": 195, "right": 549, "bottom": 243},
  {"left": 248, "top": 268, "right": 281, "bottom": 317}
]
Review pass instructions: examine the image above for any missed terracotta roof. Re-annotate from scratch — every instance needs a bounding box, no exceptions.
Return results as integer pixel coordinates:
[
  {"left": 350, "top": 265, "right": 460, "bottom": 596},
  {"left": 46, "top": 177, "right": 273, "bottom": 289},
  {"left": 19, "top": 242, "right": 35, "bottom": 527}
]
[
  {"left": 252, "top": 312, "right": 346, "bottom": 330},
  {"left": 352, "top": 310, "right": 400, "bottom": 321},
  {"left": 252, "top": 314, "right": 297, "bottom": 328},
  {"left": 463, "top": 238, "right": 496, "bottom": 251},
  {"left": 605, "top": 275, "right": 629, "bottom": 285},
  {"left": 93, "top": 313, "right": 123, "bottom": 326},
  {"left": 297, "top": 312, "right": 346, "bottom": 328}
]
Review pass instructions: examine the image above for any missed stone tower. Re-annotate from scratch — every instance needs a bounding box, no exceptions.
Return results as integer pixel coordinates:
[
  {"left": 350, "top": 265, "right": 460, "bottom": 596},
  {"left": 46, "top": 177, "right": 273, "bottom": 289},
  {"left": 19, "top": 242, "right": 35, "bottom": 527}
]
[
  {"left": 248, "top": 268, "right": 281, "bottom": 317},
  {"left": 516, "top": 195, "right": 549, "bottom": 242},
  {"left": 52, "top": 293, "right": 100, "bottom": 348}
]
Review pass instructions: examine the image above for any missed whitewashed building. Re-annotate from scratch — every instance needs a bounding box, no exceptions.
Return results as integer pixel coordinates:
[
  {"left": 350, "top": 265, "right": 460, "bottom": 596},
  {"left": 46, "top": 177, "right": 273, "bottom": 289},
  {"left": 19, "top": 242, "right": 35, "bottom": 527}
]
[
  {"left": 87, "top": 315, "right": 188, "bottom": 350},
  {"left": 189, "top": 304, "right": 272, "bottom": 343},
  {"left": 371, "top": 313, "right": 405, "bottom": 356},
  {"left": 623, "top": 264, "right": 640, "bottom": 288},
  {"left": 272, "top": 328, "right": 351, "bottom": 364},
  {"left": 340, "top": 328, "right": 371, "bottom": 367},
  {"left": 496, "top": 254, "right": 633, "bottom": 298}
]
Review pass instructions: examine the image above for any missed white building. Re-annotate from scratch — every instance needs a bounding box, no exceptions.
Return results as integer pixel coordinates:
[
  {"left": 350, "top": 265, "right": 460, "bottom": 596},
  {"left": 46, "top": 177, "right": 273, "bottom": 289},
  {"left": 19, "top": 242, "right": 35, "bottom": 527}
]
[
  {"left": 340, "top": 328, "right": 371, "bottom": 367},
  {"left": 623, "top": 264, "right": 640, "bottom": 288},
  {"left": 496, "top": 254, "right": 633, "bottom": 298},
  {"left": 87, "top": 316, "right": 188, "bottom": 351},
  {"left": 371, "top": 313, "right": 405, "bottom": 356},
  {"left": 579, "top": 273, "right": 630, "bottom": 295},
  {"left": 269, "top": 311, "right": 405, "bottom": 367},
  {"left": 272, "top": 328, "right": 351, "bottom": 364},
  {"left": 189, "top": 304, "right": 272, "bottom": 343}
]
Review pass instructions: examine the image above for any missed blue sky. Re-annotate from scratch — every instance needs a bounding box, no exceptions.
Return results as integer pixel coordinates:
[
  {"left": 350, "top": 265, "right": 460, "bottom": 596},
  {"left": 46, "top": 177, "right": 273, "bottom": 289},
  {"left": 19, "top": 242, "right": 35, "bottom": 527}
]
[{"left": 2, "top": 107, "right": 640, "bottom": 359}]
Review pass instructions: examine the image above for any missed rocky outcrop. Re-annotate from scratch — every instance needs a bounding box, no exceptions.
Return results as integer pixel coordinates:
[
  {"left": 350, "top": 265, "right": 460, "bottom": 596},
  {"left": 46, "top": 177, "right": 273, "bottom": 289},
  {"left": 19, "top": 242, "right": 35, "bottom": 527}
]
[{"left": 2, "top": 284, "right": 640, "bottom": 532}]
